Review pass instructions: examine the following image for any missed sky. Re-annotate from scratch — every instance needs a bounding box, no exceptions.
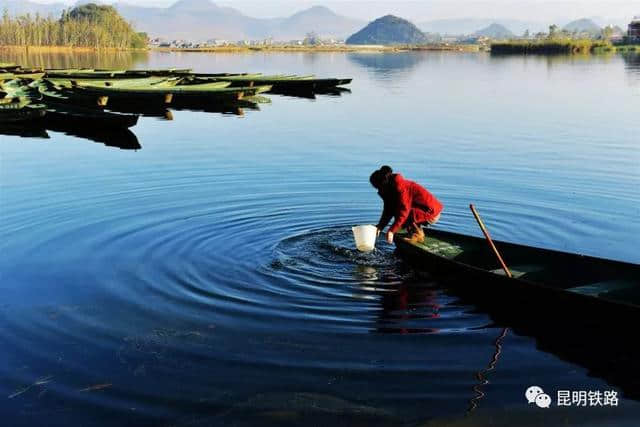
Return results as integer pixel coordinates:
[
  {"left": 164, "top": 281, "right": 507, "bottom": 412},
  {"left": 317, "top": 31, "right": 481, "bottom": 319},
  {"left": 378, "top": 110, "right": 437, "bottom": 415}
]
[{"left": 25, "top": 1, "right": 640, "bottom": 22}]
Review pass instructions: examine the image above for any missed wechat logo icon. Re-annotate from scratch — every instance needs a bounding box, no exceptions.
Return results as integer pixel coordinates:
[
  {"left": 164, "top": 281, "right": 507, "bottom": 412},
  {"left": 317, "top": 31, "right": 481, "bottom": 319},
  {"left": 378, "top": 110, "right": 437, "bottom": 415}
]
[{"left": 526, "top": 386, "right": 552, "bottom": 408}]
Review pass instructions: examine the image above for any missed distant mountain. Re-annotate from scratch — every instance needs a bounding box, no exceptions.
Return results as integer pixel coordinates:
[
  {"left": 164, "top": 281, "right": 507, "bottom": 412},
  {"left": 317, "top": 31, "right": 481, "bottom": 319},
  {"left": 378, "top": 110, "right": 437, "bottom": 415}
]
[
  {"left": 168, "top": 0, "right": 217, "bottom": 12},
  {"left": 113, "top": 0, "right": 268, "bottom": 41},
  {"left": 474, "top": 23, "right": 514, "bottom": 39},
  {"left": 346, "top": 15, "right": 427, "bottom": 45},
  {"left": 115, "top": 1, "right": 362, "bottom": 41},
  {"left": 0, "top": 0, "right": 363, "bottom": 41},
  {"left": 563, "top": 18, "right": 601, "bottom": 36},
  {"left": 0, "top": 0, "right": 66, "bottom": 17},
  {"left": 271, "top": 6, "right": 363, "bottom": 40},
  {"left": 420, "top": 18, "right": 547, "bottom": 36}
]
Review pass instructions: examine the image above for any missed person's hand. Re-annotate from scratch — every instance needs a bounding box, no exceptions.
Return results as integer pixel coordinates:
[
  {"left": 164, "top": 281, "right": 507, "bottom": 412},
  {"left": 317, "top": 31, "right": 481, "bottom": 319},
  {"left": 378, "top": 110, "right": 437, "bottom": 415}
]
[{"left": 386, "top": 231, "right": 394, "bottom": 244}]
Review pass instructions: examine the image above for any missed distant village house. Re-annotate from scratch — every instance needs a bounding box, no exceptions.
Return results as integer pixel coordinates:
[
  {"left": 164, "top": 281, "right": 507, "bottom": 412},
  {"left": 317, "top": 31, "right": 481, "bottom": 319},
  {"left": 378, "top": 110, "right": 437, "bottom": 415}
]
[{"left": 629, "top": 16, "right": 640, "bottom": 42}]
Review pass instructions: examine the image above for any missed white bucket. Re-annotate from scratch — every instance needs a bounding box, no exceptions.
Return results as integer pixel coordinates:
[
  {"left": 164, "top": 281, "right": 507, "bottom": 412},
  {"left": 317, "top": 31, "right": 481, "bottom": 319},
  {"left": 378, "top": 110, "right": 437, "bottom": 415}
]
[{"left": 352, "top": 225, "right": 378, "bottom": 252}]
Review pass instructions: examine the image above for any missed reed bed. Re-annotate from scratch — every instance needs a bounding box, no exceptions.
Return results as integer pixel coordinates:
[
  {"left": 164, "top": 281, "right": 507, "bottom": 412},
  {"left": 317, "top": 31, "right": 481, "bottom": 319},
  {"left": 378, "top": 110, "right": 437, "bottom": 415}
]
[{"left": 491, "top": 39, "right": 612, "bottom": 54}]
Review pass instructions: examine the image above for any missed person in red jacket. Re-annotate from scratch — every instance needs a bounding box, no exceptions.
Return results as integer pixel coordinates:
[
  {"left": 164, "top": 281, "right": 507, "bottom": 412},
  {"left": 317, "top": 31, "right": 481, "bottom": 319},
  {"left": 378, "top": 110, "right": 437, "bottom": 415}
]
[{"left": 370, "top": 165, "right": 443, "bottom": 244}]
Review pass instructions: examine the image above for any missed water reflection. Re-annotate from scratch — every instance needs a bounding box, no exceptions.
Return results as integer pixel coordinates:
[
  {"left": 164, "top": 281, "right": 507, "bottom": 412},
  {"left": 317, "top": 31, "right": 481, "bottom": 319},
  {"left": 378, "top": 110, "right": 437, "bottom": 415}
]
[
  {"left": 53, "top": 128, "right": 141, "bottom": 150},
  {"left": 347, "top": 52, "right": 426, "bottom": 77},
  {"left": 105, "top": 104, "right": 174, "bottom": 120},
  {"left": 0, "top": 48, "right": 149, "bottom": 70},
  {"left": 1, "top": 121, "right": 141, "bottom": 150},
  {"left": 0, "top": 123, "right": 49, "bottom": 139},
  {"left": 444, "top": 281, "right": 640, "bottom": 401},
  {"left": 170, "top": 98, "right": 264, "bottom": 115},
  {"left": 622, "top": 53, "right": 640, "bottom": 75},
  {"left": 1, "top": 50, "right": 639, "bottom": 425},
  {"left": 468, "top": 327, "right": 509, "bottom": 413},
  {"left": 269, "top": 86, "right": 352, "bottom": 99},
  {"left": 375, "top": 283, "right": 442, "bottom": 334}
]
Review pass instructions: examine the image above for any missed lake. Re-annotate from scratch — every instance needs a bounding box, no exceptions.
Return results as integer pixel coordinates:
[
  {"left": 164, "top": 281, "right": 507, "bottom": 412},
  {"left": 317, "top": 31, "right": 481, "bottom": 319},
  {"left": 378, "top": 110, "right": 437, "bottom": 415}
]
[{"left": 1, "top": 50, "right": 639, "bottom": 426}]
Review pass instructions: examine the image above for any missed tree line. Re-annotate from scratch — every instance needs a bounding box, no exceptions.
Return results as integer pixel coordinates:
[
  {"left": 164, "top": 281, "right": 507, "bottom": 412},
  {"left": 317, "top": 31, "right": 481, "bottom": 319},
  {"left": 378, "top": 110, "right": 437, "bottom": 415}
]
[{"left": 0, "top": 4, "right": 147, "bottom": 49}]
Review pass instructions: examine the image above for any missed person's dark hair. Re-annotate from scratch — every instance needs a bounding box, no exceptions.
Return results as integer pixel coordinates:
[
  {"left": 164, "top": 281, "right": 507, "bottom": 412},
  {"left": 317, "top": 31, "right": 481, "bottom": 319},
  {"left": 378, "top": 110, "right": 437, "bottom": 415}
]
[{"left": 369, "top": 165, "right": 393, "bottom": 189}]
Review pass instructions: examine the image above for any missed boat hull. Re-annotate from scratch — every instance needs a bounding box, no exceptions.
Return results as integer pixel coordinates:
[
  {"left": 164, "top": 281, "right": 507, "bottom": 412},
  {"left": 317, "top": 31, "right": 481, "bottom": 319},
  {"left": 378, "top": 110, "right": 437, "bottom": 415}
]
[{"left": 394, "top": 229, "right": 640, "bottom": 325}]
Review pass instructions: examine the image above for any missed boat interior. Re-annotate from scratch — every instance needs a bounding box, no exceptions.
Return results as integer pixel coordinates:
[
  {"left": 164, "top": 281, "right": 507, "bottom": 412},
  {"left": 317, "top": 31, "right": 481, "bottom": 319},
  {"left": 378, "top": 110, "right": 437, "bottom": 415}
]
[{"left": 408, "top": 228, "right": 640, "bottom": 307}]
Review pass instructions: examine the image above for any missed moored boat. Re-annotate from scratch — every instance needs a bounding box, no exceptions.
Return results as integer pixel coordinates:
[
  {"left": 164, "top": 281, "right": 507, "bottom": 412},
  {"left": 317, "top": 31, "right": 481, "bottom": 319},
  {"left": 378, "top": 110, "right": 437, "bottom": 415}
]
[
  {"left": 214, "top": 75, "right": 352, "bottom": 92},
  {"left": 0, "top": 98, "right": 47, "bottom": 123},
  {"left": 166, "top": 83, "right": 271, "bottom": 102},
  {"left": 33, "top": 80, "right": 109, "bottom": 107},
  {"left": 69, "top": 83, "right": 177, "bottom": 105},
  {"left": 0, "top": 62, "right": 21, "bottom": 71},
  {"left": 46, "top": 77, "right": 181, "bottom": 89},
  {"left": 45, "top": 70, "right": 127, "bottom": 79},
  {"left": 394, "top": 228, "right": 640, "bottom": 322},
  {"left": 120, "top": 68, "right": 193, "bottom": 77},
  {"left": 0, "top": 72, "right": 46, "bottom": 81}
]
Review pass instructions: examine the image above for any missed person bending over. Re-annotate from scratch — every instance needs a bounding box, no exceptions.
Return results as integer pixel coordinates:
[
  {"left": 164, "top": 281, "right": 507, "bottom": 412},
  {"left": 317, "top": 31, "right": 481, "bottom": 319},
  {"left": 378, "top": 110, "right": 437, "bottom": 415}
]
[{"left": 370, "top": 165, "right": 443, "bottom": 244}]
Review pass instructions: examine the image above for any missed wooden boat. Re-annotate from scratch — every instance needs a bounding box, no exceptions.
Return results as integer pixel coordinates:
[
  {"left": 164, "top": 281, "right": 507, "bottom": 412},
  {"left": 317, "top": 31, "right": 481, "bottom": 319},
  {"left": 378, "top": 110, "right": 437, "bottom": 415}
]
[
  {"left": 0, "top": 72, "right": 45, "bottom": 81},
  {"left": 215, "top": 75, "right": 352, "bottom": 92},
  {"left": 45, "top": 70, "right": 127, "bottom": 79},
  {"left": 0, "top": 98, "right": 46, "bottom": 123},
  {"left": 47, "top": 77, "right": 181, "bottom": 89},
  {"left": 120, "top": 68, "right": 193, "bottom": 77},
  {"left": 46, "top": 69, "right": 192, "bottom": 79},
  {"left": 69, "top": 83, "right": 176, "bottom": 105},
  {"left": 44, "top": 68, "right": 93, "bottom": 74},
  {"left": 0, "top": 96, "right": 28, "bottom": 104},
  {"left": 1, "top": 78, "right": 44, "bottom": 101},
  {"left": 34, "top": 81, "right": 109, "bottom": 107},
  {"left": 0, "top": 63, "right": 21, "bottom": 71},
  {"left": 190, "top": 72, "right": 259, "bottom": 79},
  {"left": 394, "top": 228, "right": 640, "bottom": 323},
  {"left": 167, "top": 83, "right": 271, "bottom": 102},
  {"left": 73, "top": 79, "right": 267, "bottom": 105}
]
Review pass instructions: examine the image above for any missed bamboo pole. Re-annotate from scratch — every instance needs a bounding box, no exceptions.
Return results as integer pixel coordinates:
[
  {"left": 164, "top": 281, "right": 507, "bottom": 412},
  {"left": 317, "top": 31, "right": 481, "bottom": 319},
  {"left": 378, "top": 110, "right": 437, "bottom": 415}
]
[{"left": 469, "top": 204, "right": 512, "bottom": 278}]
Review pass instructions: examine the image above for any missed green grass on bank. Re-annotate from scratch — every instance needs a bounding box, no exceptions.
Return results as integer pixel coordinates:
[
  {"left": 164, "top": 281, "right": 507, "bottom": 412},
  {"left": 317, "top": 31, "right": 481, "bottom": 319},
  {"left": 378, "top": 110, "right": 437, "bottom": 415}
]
[{"left": 490, "top": 39, "right": 615, "bottom": 54}]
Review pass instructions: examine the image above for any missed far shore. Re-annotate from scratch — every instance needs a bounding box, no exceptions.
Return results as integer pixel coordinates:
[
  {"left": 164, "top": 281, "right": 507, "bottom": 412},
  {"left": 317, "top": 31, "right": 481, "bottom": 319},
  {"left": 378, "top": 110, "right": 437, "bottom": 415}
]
[
  {"left": 151, "top": 44, "right": 484, "bottom": 53},
  {"left": 0, "top": 45, "right": 148, "bottom": 53},
  {"left": 2, "top": 43, "right": 636, "bottom": 57},
  {"left": 0, "top": 44, "right": 483, "bottom": 55}
]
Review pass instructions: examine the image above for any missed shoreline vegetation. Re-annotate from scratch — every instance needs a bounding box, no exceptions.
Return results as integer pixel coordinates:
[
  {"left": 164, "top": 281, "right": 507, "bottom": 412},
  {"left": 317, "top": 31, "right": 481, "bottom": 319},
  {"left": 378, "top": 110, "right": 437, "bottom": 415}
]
[
  {"left": 0, "top": 45, "right": 146, "bottom": 53},
  {"left": 0, "top": 4, "right": 146, "bottom": 49},
  {"left": 491, "top": 39, "right": 639, "bottom": 54}
]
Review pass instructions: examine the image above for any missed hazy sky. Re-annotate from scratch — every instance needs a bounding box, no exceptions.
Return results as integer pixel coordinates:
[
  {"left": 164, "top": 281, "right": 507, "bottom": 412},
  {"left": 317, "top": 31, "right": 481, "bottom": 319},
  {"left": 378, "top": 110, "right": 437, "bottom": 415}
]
[{"left": 28, "top": 1, "right": 640, "bottom": 22}]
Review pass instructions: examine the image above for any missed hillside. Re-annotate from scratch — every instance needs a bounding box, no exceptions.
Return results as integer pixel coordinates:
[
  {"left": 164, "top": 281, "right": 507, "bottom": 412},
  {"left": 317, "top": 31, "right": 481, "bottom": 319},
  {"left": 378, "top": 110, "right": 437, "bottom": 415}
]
[
  {"left": 474, "top": 23, "right": 515, "bottom": 39},
  {"left": 114, "top": 0, "right": 268, "bottom": 41},
  {"left": 0, "top": 0, "right": 65, "bottom": 17},
  {"left": 421, "top": 18, "right": 548, "bottom": 36},
  {"left": 346, "top": 15, "right": 427, "bottom": 45},
  {"left": 0, "top": 3, "right": 146, "bottom": 48},
  {"left": 563, "top": 18, "right": 601, "bottom": 36}
]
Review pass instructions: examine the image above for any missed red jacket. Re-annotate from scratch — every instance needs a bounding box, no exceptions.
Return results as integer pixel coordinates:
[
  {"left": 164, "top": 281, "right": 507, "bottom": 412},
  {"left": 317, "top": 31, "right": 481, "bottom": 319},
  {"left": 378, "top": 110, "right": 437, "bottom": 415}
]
[{"left": 376, "top": 174, "right": 443, "bottom": 233}]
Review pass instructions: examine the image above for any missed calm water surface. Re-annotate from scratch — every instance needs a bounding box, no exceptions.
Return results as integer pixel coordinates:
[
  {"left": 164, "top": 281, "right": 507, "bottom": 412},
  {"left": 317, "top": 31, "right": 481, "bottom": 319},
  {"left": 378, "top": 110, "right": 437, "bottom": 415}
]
[{"left": 1, "top": 51, "right": 639, "bottom": 426}]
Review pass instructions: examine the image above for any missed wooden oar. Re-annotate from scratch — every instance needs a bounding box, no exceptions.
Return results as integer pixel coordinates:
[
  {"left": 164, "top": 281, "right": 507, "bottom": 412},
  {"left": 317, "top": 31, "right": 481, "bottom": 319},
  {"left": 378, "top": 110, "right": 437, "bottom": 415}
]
[{"left": 470, "top": 204, "right": 512, "bottom": 278}]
